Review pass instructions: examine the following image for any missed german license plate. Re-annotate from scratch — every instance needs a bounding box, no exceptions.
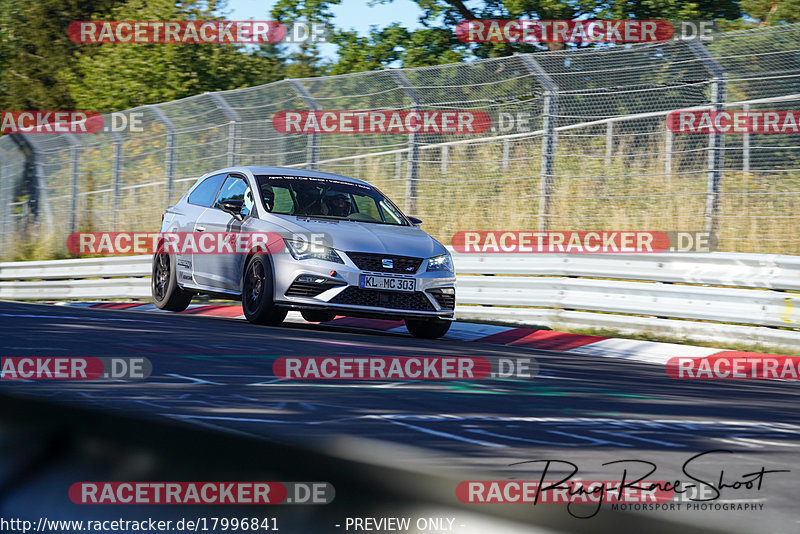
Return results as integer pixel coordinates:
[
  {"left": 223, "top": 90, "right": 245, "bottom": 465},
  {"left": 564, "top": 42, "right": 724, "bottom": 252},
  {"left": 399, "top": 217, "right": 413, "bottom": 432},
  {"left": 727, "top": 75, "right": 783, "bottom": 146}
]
[{"left": 359, "top": 275, "right": 416, "bottom": 292}]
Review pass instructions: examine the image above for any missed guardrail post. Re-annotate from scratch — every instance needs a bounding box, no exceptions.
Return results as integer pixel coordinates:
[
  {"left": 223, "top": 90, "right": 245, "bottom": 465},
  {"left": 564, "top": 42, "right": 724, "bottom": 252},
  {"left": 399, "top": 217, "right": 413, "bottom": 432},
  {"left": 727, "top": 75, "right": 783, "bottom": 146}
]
[
  {"left": 688, "top": 40, "right": 726, "bottom": 236},
  {"left": 209, "top": 92, "right": 241, "bottom": 167},
  {"left": 388, "top": 69, "right": 422, "bottom": 215},
  {"left": 520, "top": 55, "right": 558, "bottom": 232},
  {"left": 288, "top": 80, "right": 320, "bottom": 170},
  {"left": 147, "top": 105, "right": 177, "bottom": 205}
]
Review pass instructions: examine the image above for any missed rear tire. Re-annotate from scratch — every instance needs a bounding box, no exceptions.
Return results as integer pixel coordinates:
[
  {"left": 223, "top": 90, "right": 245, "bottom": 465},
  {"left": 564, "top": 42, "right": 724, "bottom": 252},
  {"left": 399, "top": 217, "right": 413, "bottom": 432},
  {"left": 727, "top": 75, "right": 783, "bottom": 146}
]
[
  {"left": 405, "top": 318, "right": 452, "bottom": 339},
  {"left": 301, "top": 310, "right": 337, "bottom": 323},
  {"left": 242, "top": 255, "right": 287, "bottom": 326},
  {"left": 152, "top": 251, "right": 192, "bottom": 311}
]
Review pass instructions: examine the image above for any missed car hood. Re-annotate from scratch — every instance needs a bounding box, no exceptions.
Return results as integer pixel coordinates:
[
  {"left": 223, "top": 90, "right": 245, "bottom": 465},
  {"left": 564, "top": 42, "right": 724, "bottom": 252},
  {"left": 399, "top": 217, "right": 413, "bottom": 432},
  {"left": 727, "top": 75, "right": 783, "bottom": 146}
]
[{"left": 263, "top": 215, "right": 447, "bottom": 258}]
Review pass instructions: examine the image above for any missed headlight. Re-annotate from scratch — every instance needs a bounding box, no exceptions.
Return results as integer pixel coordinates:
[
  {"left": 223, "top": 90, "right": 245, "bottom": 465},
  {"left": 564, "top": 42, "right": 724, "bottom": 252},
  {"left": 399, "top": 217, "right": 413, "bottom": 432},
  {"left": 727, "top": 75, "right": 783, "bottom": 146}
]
[
  {"left": 284, "top": 239, "right": 344, "bottom": 264},
  {"left": 427, "top": 253, "right": 453, "bottom": 272}
]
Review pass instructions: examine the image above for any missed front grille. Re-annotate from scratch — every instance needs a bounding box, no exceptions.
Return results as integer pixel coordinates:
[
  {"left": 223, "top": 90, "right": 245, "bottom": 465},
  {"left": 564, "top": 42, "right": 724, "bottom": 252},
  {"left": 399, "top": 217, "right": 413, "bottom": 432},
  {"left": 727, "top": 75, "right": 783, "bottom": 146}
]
[
  {"left": 285, "top": 278, "right": 344, "bottom": 297},
  {"left": 428, "top": 288, "right": 455, "bottom": 309},
  {"left": 330, "top": 287, "right": 434, "bottom": 311},
  {"left": 345, "top": 252, "right": 423, "bottom": 274}
]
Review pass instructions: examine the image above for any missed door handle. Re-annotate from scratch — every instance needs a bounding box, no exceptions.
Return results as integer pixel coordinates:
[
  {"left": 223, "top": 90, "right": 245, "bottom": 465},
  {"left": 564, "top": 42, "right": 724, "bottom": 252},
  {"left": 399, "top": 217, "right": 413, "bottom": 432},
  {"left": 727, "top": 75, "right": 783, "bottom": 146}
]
[{"left": 196, "top": 226, "right": 206, "bottom": 232}]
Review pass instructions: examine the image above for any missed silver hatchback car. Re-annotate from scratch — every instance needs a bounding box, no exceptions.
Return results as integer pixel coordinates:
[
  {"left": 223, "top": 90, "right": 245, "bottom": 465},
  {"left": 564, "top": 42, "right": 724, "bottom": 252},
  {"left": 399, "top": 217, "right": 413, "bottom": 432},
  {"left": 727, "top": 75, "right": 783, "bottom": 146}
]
[{"left": 152, "top": 167, "right": 455, "bottom": 338}]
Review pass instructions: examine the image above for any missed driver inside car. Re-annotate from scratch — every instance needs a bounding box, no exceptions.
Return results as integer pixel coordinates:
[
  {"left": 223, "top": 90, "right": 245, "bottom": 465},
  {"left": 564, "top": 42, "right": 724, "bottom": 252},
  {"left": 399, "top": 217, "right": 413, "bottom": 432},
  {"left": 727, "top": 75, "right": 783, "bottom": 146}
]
[
  {"left": 322, "top": 191, "right": 351, "bottom": 217},
  {"left": 260, "top": 184, "right": 275, "bottom": 212}
]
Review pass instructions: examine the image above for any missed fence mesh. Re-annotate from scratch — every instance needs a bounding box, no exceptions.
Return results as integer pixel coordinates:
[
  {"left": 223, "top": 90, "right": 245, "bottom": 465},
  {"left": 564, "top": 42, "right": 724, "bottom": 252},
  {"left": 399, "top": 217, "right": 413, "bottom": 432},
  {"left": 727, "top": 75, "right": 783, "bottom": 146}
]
[{"left": 2, "top": 23, "right": 800, "bottom": 259}]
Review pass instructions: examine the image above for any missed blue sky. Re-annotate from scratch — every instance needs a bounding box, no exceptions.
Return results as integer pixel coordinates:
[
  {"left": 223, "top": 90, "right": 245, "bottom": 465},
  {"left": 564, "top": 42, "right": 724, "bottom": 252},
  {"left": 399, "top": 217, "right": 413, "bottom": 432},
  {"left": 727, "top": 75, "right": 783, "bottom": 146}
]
[{"left": 226, "top": 0, "right": 426, "bottom": 59}]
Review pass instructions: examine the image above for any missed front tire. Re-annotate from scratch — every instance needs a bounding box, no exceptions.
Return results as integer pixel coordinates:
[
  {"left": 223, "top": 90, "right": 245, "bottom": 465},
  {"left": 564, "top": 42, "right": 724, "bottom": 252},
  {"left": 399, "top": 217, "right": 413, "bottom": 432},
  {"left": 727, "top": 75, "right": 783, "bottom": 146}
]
[
  {"left": 242, "top": 255, "right": 287, "bottom": 326},
  {"left": 152, "top": 251, "right": 192, "bottom": 311},
  {"left": 405, "top": 318, "right": 452, "bottom": 339}
]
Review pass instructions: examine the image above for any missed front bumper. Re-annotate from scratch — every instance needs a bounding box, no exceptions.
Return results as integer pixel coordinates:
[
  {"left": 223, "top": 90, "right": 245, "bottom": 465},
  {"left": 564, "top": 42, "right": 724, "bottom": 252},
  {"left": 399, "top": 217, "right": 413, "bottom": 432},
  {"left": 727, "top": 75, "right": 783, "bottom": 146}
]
[{"left": 272, "top": 250, "right": 456, "bottom": 320}]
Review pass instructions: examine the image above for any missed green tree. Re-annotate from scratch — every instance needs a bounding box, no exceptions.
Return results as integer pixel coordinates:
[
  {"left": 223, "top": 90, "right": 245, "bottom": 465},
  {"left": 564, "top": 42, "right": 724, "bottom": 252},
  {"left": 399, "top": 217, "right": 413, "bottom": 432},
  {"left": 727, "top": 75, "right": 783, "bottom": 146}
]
[
  {"left": 64, "top": 0, "right": 286, "bottom": 111},
  {"left": 0, "top": 0, "right": 121, "bottom": 110},
  {"left": 275, "top": 0, "right": 744, "bottom": 74},
  {"left": 271, "top": 0, "right": 332, "bottom": 78},
  {"left": 741, "top": 0, "right": 800, "bottom": 24}
]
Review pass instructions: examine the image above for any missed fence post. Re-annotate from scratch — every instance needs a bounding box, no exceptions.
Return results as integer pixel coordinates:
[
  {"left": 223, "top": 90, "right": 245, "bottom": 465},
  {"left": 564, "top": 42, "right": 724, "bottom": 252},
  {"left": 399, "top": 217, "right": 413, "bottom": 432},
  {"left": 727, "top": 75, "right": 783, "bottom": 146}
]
[
  {"left": 62, "top": 134, "right": 81, "bottom": 235},
  {"left": 388, "top": 69, "right": 422, "bottom": 215},
  {"left": 0, "top": 153, "right": 7, "bottom": 257},
  {"left": 147, "top": 105, "right": 177, "bottom": 205},
  {"left": 395, "top": 151, "right": 403, "bottom": 182},
  {"left": 688, "top": 40, "right": 726, "bottom": 236},
  {"left": 288, "top": 80, "right": 319, "bottom": 169},
  {"left": 599, "top": 120, "right": 613, "bottom": 193},
  {"left": 109, "top": 132, "right": 123, "bottom": 231},
  {"left": 9, "top": 133, "right": 51, "bottom": 226},
  {"left": 742, "top": 103, "right": 750, "bottom": 175},
  {"left": 665, "top": 128, "right": 673, "bottom": 187},
  {"left": 520, "top": 55, "right": 559, "bottom": 232},
  {"left": 209, "top": 92, "right": 241, "bottom": 167},
  {"left": 441, "top": 145, "right": 448, "bottom": 174}
]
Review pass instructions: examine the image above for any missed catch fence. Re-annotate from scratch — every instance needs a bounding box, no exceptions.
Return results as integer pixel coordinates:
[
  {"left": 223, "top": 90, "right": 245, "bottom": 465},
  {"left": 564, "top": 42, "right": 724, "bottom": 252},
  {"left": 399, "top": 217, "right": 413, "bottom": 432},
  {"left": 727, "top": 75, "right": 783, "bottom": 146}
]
[{"left": 2, "top": 24, "right": 800, "bottom": 259}]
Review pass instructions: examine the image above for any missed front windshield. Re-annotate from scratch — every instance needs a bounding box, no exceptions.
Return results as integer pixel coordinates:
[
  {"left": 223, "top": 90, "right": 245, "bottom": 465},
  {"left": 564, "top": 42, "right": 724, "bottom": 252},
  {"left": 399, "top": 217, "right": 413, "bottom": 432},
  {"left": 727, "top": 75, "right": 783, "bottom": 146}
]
[{"left": 255, "top": 175, "right": 409, "bottom": 226}]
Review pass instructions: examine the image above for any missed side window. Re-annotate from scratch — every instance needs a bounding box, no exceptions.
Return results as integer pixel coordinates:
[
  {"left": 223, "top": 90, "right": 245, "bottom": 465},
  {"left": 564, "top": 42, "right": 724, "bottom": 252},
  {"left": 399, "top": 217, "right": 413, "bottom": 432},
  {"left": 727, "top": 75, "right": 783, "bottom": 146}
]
[
  {"left": 214, "top": 175, "right": 252, "bottom": 217},
  {"left": 187, "top": 173, "right": 226, "bottom": 207}
]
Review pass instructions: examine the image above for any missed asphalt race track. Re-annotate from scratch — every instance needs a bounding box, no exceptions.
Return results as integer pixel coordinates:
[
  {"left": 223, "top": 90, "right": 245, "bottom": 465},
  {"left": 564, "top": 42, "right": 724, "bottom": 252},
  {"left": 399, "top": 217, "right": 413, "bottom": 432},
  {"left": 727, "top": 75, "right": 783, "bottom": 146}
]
[{"left": 1, "top": 300, "right": 798, "bottom": 534}]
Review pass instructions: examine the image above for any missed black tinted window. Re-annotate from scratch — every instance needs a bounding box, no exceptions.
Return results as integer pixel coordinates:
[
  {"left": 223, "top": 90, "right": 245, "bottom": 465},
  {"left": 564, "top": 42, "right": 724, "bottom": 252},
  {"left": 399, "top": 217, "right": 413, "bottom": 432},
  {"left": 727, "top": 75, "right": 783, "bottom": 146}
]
[
  {"left": 214, "top": 175, "right": 253, "bottom": 217},
  {"left": 255, "top": 175, "right": 408, "bottom": 226},
  {"left": 187, "top": 173, "right": 225, "bottom": 207}
]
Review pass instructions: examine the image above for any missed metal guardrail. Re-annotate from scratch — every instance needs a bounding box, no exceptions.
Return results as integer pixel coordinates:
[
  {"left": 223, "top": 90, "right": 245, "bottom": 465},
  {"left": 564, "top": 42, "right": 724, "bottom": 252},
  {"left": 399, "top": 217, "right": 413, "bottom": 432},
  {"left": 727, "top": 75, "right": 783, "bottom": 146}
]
[{"left": 1, "top": 252, "right": 798, "bottom": 348}]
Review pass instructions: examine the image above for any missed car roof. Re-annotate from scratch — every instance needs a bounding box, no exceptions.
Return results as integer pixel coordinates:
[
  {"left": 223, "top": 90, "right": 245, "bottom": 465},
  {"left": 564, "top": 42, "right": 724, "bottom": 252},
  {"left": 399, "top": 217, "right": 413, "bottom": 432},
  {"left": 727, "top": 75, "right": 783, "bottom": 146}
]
[{"left": 210, "top": 166, "right": 371, "bottom": 186}]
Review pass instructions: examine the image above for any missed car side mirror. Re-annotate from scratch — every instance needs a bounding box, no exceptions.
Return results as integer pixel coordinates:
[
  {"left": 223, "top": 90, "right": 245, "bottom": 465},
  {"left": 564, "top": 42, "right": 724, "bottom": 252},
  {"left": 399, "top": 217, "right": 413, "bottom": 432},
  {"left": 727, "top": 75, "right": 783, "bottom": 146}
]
[
  {"left": 408, "top": 216, "right": 422, "bottom": 227},
  {"left": 220, "top": 199, "right": 245, "bottom": 221}
]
